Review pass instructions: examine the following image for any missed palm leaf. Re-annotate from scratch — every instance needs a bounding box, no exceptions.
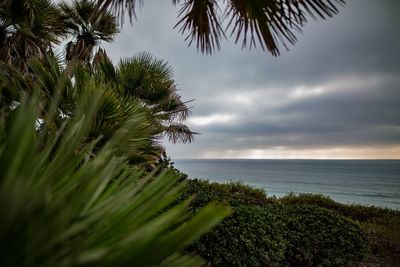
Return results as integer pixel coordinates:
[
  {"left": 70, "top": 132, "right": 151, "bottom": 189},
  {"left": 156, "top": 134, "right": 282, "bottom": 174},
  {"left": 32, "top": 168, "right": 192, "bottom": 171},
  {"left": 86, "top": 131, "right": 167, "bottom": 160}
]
[
  {"left": 175, "top": 0, "right": 344, "bottom": 55},
  {"left": 99, "top": 0, "right": 344, "bottom": 55}
]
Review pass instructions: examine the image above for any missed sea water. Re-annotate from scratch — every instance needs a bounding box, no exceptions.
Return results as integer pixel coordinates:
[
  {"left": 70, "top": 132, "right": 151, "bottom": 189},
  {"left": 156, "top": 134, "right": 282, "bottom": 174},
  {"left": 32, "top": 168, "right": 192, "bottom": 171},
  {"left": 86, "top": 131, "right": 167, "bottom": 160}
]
[{"left": 174, "top": 159, "right": 400, "bottom": 210}]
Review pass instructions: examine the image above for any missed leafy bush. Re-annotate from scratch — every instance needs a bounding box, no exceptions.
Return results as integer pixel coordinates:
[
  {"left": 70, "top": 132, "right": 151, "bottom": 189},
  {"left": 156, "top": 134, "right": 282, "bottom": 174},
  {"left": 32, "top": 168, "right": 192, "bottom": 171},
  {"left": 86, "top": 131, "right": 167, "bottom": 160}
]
[
  {"left": 191, "top": 205, "right": 286, "bottom": 267},
  {"left": 280, "top": 193, "right": 400, "bottom": 266},
  {"left": 183, "top": 180, "right": 368, "bottom": 267},
  {"left": 280, "top": 193, "right": 399, "bottom": 222},
  {"left": 277, "top": 205, "right": 368, "bottom": 267},
  {"left": 182, "top": 179, "right": 275, "bottom": 208}
]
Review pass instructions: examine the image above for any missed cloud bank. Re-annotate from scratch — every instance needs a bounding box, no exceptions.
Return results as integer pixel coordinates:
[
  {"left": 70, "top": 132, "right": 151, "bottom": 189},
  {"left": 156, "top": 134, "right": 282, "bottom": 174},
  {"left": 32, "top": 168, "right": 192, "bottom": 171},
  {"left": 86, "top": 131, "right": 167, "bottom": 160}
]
[{"left": 103, "top": 0, "right": 400, "bottom": 159}]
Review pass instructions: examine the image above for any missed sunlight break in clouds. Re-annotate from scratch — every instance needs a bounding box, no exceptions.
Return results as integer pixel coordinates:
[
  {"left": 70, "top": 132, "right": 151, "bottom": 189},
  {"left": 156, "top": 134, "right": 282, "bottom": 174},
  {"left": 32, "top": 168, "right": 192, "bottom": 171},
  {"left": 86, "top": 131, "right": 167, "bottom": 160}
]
[
  {"left": 189, "top": 114, "right": 236, "bottom": 126},
  {"left": 199, "top": 146, "right": 400, "bottom": 160}
]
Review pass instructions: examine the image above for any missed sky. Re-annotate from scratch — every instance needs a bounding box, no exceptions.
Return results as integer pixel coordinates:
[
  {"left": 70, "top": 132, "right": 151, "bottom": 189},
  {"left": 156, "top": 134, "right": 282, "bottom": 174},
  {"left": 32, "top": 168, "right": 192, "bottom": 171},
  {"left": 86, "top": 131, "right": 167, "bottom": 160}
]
[{"left": 103, "top": 0, "right": 400, "bottom": 159}]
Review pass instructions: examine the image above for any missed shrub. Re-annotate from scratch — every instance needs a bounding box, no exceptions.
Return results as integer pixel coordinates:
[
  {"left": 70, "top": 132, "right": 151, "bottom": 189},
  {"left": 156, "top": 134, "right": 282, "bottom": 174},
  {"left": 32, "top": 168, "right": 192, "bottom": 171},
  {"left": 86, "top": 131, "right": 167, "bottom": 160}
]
[
  {"left": 190, "top": 205, "right": 286, "bottom": 267},
  {"left": 276, "top": 205, "right": 368, "bottom": 267},
  {"left": 280, "top": 193, "right": 400, "bottom": 222},
  {"left": 182, "top": 179, "right": 275, "bottom": 208},
  {"left": 183, "top": 180, "right": 369, "bottom": 267}
]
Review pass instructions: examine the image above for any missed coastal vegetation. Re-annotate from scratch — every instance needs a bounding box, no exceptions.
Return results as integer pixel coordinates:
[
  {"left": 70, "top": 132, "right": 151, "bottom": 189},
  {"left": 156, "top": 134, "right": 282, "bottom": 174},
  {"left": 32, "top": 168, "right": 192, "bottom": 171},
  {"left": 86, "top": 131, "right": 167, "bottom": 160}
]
[
  {"left": 181, "top": 179, "right": 400, "bottom": 266},
  {"left": 3, "top": 0, "right": 398, "bottom": 266}
]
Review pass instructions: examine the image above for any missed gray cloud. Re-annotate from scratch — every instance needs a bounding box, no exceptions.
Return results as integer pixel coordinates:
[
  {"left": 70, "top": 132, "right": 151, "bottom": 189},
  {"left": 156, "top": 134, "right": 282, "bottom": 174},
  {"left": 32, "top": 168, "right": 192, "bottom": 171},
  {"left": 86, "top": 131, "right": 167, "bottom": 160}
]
[{"left": 103, "top": 0, "right": 400, "bottom": 159}]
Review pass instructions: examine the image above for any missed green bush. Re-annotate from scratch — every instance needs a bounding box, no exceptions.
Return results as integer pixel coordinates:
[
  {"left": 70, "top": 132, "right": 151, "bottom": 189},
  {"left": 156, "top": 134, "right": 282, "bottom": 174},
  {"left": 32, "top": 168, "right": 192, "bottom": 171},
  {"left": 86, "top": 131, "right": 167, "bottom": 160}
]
[
  {"left": 280, "top": 193, "right": 399, "bottom": 222},
  {"left": 191, "top": 205, "right": 286, "bottom": 267},
  {"left": 182, "top": 179, "right": 275, "bottom": 208},
  {"left": 183, "top": 180, "right": 368, "bottom": 267},
  {"left": 277, "top": 205, "right": 368, "bottom": 267}
]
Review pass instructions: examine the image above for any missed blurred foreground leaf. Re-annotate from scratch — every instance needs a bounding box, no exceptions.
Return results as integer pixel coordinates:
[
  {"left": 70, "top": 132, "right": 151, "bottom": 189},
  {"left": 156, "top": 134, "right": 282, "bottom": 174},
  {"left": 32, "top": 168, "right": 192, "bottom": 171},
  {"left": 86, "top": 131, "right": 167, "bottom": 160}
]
[{"left": 0, "top": 91, "right": 230, "bottom": 267}]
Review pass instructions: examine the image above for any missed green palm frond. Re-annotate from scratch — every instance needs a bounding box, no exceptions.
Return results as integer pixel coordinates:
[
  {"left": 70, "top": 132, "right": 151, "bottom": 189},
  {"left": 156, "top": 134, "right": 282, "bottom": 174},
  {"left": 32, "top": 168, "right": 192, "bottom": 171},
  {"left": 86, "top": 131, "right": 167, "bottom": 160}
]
[
  {"left": 0, "top": 89, "right": 230, "bottom": 267},
  {"left": 117, "top": 52, "right": 189, "bottom": 119},
  {"left": 0, "top": 62, "right": 28, "bottom": 105},
  {"left": 116, "top": 52, "right": 195, "bottom": 144},
  {"left": 0, "top": 0, "right": 66, "bottom": 70}
]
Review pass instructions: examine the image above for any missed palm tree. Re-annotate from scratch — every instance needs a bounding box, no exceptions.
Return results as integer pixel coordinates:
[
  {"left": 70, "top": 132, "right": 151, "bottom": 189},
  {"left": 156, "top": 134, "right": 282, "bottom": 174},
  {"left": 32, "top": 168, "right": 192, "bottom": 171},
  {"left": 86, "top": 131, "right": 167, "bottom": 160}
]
[
  {"left": 2, "top": 54, "right": 194, "bottom": 167},
  {"left": 98, "top": 0, "right": 344, "bottom": 55},
  {"left": 0, "top": 0, "right": 65, "bottom": 71},
  {"left": 60, "top": 0, "right": 118, "bottom": 66},
  {"left": 0, "top": 0, "right": 66, "bottom": 72}
]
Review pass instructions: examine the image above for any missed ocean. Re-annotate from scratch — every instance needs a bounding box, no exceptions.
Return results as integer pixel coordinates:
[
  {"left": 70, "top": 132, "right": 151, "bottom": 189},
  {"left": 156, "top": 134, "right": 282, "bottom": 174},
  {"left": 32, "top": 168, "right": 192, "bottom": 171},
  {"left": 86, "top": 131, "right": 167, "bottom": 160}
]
[{"left": 173, "top": 159, "right": 400, "bottom": 210}]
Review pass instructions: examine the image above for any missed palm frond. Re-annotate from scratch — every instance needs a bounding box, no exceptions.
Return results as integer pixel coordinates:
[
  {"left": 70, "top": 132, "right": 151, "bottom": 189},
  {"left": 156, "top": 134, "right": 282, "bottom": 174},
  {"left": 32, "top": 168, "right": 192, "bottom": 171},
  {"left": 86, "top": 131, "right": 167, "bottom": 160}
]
[
  {"left": 174, "top": 0, "right": 224, "bottom": 54},
  {"left": 116, "top": 52, "right": 195, "bottom": 145},
  {"left": 0, "top": 0, "right": 66, "bottom": 71},
  {"left": 60, "top": 0, "right": 119, "bottom": 64},
  {"left": 173, "top": 0, "right": 345, "bottom": 55},
  {"left": 96, "top": 0, "right": 143, "bottom": 23},
  {"left": 165, "top": 123, "right": 197, "bottom": 144},
  {"left": 117, "top": 52, "right": 176, "bottom": 103}
]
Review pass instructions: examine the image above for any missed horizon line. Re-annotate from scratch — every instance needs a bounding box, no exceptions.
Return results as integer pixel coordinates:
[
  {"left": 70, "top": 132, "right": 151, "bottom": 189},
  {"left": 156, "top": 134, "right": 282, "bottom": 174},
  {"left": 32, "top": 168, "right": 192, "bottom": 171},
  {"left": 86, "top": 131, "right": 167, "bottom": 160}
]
[{"left": 172, "top": 158, "right": 400, "bottom": 161}]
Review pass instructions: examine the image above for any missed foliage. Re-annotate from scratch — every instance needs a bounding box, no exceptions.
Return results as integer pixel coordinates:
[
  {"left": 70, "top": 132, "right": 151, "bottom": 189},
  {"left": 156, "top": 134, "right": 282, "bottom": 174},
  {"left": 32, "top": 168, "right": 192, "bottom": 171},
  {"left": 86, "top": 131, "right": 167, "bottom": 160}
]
[
  {"left": 114, "top": 52, "right": 196, "bottom": 144},
  {"left": 60, "top": 0, "right": 119, "bottom": 65},
  {"left": 0, "top": 0, "right": 66, "bottom": 71},
  {"left": 0, "top": 53, "right": 194, "bottom": 167},
  {"left": 182, "top": 179, "right": 369, "bottom": 267},
  {"left": 361, "top": 217, "right": 400, "bottom": 266},
  {"left": 99, "top": 0, "right": 344, "bottom": 55},
  {"left": 191, "top": 205, "right": 286, "bottom": 267},
  {"left": 280, "top": 193, "right": 400, "bottom": 266},
  {"left": 0, "top": 91, "right": 230, "bottom": 267},
  {"left": 280, "top": 193, "right": 400, "bottom": 222},
  {"left": 181, "top": 179, "right": 274, "bottom": 208},
  {"left": 277, "top": 205, "right": 368, "bottom": 267}
]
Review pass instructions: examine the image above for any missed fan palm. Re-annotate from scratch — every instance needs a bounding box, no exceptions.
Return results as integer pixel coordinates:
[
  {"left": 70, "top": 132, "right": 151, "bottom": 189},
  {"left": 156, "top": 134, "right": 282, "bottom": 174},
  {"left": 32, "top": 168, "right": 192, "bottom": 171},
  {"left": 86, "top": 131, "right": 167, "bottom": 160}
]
[
  {"left": 0, "top": 0, "right": 65, "bottom": 71},
  {"left": 98, "top": 0, "right": 344, "bottom": 55},
  {"left": 60, "top": 0, "right": 118, "bottom": 65},
  {"left": 115, "top": 52, "right": 195, "bottom": 144},
  {"left": 1, "top": 54, "right": 193, "bottom": 166}
]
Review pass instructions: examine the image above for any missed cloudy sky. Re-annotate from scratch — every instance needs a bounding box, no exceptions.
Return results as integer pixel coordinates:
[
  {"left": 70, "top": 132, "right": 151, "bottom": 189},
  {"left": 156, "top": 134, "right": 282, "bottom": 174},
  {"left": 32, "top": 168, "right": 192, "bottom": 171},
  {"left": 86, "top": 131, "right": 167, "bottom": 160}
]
[{"left": 103, "top": 0, "right": 400, "bottom": 159}]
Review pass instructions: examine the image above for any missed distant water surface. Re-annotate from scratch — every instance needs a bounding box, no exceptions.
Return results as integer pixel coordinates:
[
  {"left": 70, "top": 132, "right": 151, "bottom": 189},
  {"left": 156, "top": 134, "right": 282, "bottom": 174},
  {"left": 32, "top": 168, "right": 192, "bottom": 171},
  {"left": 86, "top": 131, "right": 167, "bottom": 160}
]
[{"left": 174, "top": 159, "right": 400, "bottom": 210}]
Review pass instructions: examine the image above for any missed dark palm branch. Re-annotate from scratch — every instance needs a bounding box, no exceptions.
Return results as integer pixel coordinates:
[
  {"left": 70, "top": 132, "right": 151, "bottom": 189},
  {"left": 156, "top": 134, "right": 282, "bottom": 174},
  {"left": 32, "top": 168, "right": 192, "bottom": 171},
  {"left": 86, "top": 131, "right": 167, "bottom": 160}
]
[
  {"left": 60, "top": 0, "right": 119, "bottom": 64},
  {"left": 99, "top": 0, "right": 344, "bottom": 55}
]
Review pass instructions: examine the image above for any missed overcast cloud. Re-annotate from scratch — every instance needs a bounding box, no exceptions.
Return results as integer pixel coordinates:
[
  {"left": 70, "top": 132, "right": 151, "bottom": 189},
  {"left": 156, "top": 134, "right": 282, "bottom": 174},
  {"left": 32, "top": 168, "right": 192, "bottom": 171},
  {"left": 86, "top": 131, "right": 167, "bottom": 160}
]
[{"left": 103, "top": 0, "right": 400, "bottom": 159}]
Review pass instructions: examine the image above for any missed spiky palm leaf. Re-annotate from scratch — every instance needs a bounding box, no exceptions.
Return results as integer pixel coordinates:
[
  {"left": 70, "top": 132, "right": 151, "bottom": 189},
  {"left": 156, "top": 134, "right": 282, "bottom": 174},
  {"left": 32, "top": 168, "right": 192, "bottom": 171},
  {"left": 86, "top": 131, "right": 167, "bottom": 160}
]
[
  {"left": 98, "top": 0, "right": 344, "bottom": 55},
  {"left": 115, "top": 52, "right": 195, "bottom": 143},
  {"left": 176, "top": 0, "right": 345, "bottom": 55},
  {"left": 25, "top": 57, "right": 162, "bottom": 166},
  {"left": 60, "top": 0, "right": 119, "bottom": 64},
  {"left": 0, "top": 0, "right": 66, "bottom": 71},
  {"left": 0, "top": 86, "right": 230, "bottom": 267}
]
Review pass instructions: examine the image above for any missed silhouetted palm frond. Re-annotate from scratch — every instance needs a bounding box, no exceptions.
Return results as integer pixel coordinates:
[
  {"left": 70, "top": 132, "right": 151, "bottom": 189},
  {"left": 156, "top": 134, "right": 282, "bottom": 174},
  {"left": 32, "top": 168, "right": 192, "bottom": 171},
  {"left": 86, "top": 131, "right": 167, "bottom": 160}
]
[
  {"left": 173, "top": 0, "right": 345, "bottom": 55},
  {"left": 0, "top": 0, "right": 66, "bottom": 70},
  {"left": 60, "top": 0, "right": 119, "bottom": 64},
  {"left": 100, "top": 0, "right": 344, "bottom": 55},
  {"left": 166, "top": 123, "right": 197, "bottom": 144}
]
